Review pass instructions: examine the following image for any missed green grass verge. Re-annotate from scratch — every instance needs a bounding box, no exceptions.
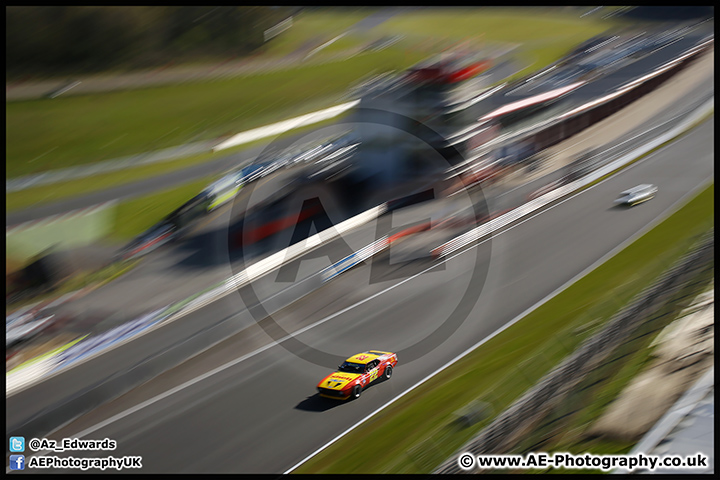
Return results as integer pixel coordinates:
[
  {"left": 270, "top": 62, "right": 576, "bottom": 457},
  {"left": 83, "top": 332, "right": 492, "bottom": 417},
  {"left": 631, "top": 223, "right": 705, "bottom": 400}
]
[
  {"left": 317, "top": 34, "right": 366, "bottom": 56},
  {"left": 261, "top": 9, "right": 373, "bottom": 58},
  {"left": 374, "top": 7, "right": 622, "bottom": 82},
  {"left": 7, "top": 150, "right": 220, "bottom": 213},
  {"left": 7, "top": 7, "right": 621, "bottom": 180},
  {"left": 6, "top": 113, "right": 349, "bottom": 213},
  {"left": 7, "top": 47, "right": 425, "bottom": 179},
  {"left": 513, "top": 269, "right": 714, "bottom": 474},
  {"left": 109, "top": 176, "right": 218, "bottom": 241},
  {"left": 295, "top": 182, "right": 713, "bottom": 474},
  {"left": 376, "top": 8, "right": 612, "bottom": 42}
]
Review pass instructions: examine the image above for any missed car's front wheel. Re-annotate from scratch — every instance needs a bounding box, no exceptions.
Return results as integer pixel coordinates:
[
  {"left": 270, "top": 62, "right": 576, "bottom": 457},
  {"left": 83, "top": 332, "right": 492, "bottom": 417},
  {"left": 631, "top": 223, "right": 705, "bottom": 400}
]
[
  {"left": 383, "top": 365, "right": 393, "bottom": 380},
  {"left": 351, "top": 385, "right": 362, "bottom": 400}
]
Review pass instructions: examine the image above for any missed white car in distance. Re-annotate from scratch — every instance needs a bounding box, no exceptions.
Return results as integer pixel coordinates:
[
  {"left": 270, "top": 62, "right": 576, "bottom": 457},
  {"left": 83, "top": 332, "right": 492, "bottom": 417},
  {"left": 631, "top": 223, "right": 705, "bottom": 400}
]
[{"left": 614, "top": 184, "right": 658, "bottom": 206}]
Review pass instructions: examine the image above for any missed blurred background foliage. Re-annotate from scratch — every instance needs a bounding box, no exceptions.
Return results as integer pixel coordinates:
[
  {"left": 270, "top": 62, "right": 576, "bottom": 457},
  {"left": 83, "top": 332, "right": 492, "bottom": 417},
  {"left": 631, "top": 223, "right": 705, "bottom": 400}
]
[{"left": 6, "top": 6, "right": 298, "bottom": 78}]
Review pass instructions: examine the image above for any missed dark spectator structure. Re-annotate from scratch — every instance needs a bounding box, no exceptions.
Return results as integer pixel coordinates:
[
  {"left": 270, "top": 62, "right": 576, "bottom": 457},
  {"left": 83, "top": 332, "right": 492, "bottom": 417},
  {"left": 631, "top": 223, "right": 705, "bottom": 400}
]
[{"left": 621, "top": 6, "right": 714, "bottom": 21}]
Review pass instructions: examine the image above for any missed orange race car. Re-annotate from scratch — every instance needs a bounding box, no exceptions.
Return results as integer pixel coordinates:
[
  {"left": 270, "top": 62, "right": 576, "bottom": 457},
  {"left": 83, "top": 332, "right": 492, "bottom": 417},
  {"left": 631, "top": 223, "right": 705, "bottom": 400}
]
[{"left": 316, "top": 350, "right": 398, "bottom": 400}]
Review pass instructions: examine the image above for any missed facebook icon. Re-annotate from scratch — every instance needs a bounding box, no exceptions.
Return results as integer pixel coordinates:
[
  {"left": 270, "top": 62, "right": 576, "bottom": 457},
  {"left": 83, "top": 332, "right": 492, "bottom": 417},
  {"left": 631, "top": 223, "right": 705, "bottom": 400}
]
[{"left": 9, "top": 455, "right": 25, "bottom": 470}]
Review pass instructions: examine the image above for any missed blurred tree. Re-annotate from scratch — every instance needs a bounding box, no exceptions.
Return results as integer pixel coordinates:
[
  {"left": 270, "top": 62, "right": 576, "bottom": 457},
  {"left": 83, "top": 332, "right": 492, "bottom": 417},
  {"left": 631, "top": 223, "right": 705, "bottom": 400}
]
[{"left": 6, "top": 6, "right": 294, "bottom": 78}]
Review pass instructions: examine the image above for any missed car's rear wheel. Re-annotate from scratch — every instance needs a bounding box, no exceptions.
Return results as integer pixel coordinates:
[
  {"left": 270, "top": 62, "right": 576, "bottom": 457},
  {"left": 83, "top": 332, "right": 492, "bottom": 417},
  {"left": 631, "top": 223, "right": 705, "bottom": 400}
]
[
  {"left": 384, "top": 365, "right": 393, "bottom": 380},
  {"left": 351, "top": 385, "right": 362, "bottom": 400}
]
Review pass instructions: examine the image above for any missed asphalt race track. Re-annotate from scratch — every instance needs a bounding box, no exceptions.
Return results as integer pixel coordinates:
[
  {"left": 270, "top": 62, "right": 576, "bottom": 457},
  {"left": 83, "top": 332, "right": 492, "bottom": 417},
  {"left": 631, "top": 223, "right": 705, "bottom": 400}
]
[
  {"left": 10, "top": 114, "right": 713, "bottom": 473},
  {"left": 5, "top": 22, "right": 714, "bottom": 473},
  {"left": 40, "top": 52, "right": 713, "bottom": 324}
]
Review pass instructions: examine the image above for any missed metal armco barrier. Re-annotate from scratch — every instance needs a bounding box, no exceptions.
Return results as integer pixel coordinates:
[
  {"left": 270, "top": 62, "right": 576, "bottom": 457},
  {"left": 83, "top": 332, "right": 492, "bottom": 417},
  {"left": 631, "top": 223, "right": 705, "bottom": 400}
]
[{"left": 434, "top": 229, "right": 714, "bottom": 473}]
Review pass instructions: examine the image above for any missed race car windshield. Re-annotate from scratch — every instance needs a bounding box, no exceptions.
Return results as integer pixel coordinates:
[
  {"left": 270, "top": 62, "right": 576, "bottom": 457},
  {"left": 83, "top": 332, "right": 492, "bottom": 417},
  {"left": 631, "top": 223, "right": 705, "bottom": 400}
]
[{"left": 338, "top": 362, "right": 365, "bottom": 374}]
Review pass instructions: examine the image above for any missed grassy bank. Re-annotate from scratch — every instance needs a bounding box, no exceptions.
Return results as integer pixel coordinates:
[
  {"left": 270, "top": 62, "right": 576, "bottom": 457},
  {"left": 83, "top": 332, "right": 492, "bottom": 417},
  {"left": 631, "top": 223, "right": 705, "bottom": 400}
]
[
  {"left": 6, "top": 7, "right": 621, "bottom": 221},
  {"left": 513, "top": 269, "right": 713, "bottom": 474},
  {"left": 262, "top": 9, "right": 373, "bottom": 57},
  {"left": 374, "top": 7, "right": 622, "bottom": 83},
  {"left": 7, "top": 47, "right": 424, "bottom": 179},
  {"left": 110, "top": 175, "right": 217, "bottom": 241},
  {"left": 296, "top": 182, "right": 713, "bottom": 473},
  {"left": 6, "top": 114, "right": 348, "bottom": 214},
  {"left": 7, "top": 8, "right": 619, "bottom": 180}
]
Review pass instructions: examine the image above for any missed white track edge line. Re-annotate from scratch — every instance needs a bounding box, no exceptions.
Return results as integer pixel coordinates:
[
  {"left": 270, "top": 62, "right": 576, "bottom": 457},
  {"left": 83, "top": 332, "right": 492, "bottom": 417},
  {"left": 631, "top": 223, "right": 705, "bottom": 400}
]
[{"left": 284, "top": 175, "right": 714, "bottom": 474}]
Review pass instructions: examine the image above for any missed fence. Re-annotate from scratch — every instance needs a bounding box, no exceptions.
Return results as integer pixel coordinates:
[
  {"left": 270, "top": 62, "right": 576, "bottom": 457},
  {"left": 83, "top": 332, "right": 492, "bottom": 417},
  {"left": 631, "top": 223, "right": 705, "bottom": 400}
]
[
  {"left": 433, "top": 228, "right": 714, "bottom": 473},
  {"left": 518, "top": 265, "right": 713, "bottom": 455}
]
